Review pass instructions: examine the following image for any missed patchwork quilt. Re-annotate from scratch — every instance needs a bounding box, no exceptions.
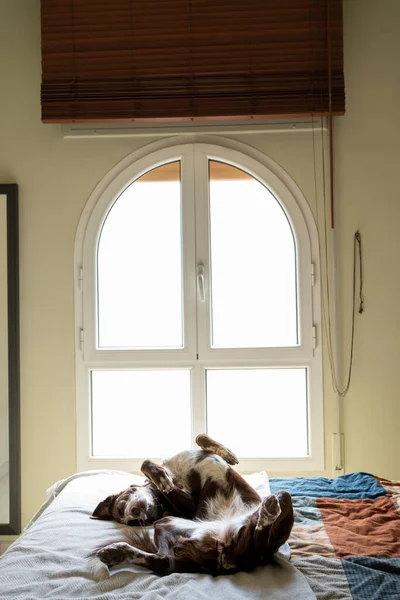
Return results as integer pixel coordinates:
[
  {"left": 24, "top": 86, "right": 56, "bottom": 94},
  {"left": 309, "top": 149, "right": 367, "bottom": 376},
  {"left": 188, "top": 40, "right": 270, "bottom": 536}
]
[{"left": 269, "top": 474, "right": 400, "bottom": 599}]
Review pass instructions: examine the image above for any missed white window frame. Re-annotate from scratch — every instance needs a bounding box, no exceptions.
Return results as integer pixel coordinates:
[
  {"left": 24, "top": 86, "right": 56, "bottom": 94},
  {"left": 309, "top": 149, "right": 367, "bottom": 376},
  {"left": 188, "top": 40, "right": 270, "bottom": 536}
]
[{"left": 75, "top": 136, "right": 324, "bottom": 473}]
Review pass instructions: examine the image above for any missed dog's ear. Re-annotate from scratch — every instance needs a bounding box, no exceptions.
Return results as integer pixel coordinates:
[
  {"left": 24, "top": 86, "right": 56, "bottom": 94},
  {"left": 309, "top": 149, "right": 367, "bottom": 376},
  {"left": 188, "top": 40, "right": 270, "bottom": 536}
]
[{"left": 90, "top": 494, "right": 117, "bottom": 520}]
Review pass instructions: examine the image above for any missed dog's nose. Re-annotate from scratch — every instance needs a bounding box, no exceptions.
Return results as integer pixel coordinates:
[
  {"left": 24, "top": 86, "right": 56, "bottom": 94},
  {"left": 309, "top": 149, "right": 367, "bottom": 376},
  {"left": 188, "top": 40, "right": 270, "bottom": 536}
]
[
  {"left": 126, "top": 509, "right": 147, "bottom": 525},
  {"left": 126, "top": 498, "right": 147, "bottom": 521}
]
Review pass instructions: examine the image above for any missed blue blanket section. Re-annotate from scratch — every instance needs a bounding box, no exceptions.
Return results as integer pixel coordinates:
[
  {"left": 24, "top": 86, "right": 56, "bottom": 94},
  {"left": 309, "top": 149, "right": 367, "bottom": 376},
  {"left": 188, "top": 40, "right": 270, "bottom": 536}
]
[
  {"left": 342, "top": 557, "right": 400, "bottom": 600},
  {"left": 269, "top": 472, "right": 386, "bottom": 499}
]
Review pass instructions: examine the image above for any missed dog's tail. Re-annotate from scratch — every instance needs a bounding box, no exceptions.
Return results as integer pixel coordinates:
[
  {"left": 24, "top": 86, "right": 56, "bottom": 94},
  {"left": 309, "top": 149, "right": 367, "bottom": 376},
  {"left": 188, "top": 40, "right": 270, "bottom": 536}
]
[
  {"left": 123, "top": 527, "right": 173, "bottom": 576},
  {"left": 124, "top": 526, "right": 157, "bottom": 554}
]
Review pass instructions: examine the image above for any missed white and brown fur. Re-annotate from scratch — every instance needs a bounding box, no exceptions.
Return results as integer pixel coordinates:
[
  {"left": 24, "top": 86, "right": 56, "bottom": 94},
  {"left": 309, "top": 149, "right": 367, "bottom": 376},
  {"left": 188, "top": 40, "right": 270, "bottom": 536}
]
[{"left": 91, "top": 434, "right": 294, "bottom": 577}]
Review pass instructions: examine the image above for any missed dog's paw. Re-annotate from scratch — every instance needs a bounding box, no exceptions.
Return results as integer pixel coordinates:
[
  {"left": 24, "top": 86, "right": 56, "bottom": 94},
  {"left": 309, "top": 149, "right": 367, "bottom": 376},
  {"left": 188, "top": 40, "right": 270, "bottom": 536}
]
[
  {"left": 141, "top": 460, "right": 174, "bottom": 493},
  {"left": 256, "top": 495, "right": 282, "bottom": 529},
  {"left": 216, "top": 446, "right": 239, "bottom": 466},
  {"left": 97, "top": 542, "right": 131, "bottom": 567},
  {"left": 195, "top": 434, "right": 239, "bottom": 465},
  {"left": 158, "top": 474, "right": 174, "bottom": 493},
  {"left": 263, "top": 494, "right": 281, "bottom": 518}
]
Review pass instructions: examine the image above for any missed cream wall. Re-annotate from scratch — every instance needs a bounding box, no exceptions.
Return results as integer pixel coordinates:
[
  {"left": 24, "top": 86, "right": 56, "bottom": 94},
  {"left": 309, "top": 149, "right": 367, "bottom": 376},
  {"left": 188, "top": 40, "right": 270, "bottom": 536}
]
[
  {"left": 335, "top": 0, "right": 400, "bottom": 477},
  {"left": 0, "top": 0, "right": 399, "bottom": 532}
]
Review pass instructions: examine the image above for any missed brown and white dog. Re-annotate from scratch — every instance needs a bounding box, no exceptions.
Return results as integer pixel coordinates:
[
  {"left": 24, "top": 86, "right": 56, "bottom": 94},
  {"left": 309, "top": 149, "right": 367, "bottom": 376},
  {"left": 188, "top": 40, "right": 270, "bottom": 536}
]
[{"left": 92, "top": 434, "right": 294, "bottom": 577}]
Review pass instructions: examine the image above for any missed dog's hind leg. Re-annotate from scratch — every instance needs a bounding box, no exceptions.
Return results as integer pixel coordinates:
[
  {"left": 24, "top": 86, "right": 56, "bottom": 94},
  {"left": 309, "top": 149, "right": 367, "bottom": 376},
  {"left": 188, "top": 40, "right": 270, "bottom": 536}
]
[
  {"left": 256, "top": 494, "right": 282, "bottom": 530},
  {"left": 241, "top": 490, "right": 294, "bottom": 566},
  {"left": 263, "top": 491, "right": 294, "bottom": 555},
  {"left": 195, "top": 433, "right": 239, "bottom": 465}
]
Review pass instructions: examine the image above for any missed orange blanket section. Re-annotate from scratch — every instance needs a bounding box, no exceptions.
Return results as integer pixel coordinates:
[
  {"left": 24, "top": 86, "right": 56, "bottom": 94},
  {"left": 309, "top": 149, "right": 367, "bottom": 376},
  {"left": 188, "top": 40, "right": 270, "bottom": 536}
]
[{"left": 317, "top": 494, "right": 400, "bottom": 559}]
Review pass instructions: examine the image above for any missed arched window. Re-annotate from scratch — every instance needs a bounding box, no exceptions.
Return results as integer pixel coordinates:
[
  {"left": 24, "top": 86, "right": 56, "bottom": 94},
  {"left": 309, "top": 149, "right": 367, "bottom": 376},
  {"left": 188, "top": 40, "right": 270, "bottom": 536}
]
[{"left": 75, "top": 140, "right": 323, "bottom": 472}]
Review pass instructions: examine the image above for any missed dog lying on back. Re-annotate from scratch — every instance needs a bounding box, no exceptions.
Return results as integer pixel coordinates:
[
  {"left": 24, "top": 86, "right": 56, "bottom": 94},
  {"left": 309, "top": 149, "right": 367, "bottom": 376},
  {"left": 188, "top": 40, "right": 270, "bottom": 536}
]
[
  {"left": 91, "top": 434, "right": 244, "bottom": 525},
  {"left": 92, "top": 434, "right": 294, "bottom": 577}
]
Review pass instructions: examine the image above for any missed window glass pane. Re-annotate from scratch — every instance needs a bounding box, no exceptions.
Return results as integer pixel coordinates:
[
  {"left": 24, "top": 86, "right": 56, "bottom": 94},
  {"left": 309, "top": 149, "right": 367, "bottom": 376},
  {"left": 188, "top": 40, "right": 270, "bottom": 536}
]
[
  {"left": 206, "top": 368, "right": 308, "bottom": 457},
  {"left": 91, "top": 370, "right": 191, "bottom": 457},
  {"left": 209, "top": 161, "right": 298, "bottom": 348},
  {"left": 97, "top": 162, "right": 183, "bottom": 348}
]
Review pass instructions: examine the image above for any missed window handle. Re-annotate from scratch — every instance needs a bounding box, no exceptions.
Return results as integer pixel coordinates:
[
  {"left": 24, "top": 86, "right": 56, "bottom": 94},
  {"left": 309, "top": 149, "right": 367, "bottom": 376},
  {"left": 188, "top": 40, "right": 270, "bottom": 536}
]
[{"left": 197, "top": 264, "right": 205, "bottom": 302}]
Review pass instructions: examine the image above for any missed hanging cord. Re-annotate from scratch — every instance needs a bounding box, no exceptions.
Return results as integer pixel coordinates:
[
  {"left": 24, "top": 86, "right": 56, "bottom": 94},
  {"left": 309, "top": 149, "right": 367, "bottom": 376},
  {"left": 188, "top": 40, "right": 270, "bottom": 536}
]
[
  {"left": 328, "top": 231, "right": 364, "bottom": 398},
  {"left": 355, "top": 231, "right": 364, "bottom": 315},
  {"left": 310, "top": 1, "right": 364, "bottom": 401},
  {"left": 311, "top": 120, "right": 365, "bottom": 399}
]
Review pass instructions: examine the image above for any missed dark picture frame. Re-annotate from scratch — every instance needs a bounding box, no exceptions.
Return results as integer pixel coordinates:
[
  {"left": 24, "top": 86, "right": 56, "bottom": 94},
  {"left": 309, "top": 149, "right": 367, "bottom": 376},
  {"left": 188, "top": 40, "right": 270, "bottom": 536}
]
[{"left": 0, "top": 184, "right": 20, "bottom": 535}]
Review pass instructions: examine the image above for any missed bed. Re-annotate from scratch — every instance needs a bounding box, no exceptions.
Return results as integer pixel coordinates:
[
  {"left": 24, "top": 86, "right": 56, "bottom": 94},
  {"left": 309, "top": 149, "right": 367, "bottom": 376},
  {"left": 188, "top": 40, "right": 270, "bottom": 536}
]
[{"left": 0, "top": 469, "right": 399, "bottom": 599}]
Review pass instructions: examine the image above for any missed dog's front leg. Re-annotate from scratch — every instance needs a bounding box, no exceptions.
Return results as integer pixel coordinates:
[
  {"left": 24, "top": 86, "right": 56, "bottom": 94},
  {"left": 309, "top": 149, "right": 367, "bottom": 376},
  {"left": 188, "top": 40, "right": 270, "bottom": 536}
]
[
  {"left": 141, "top": 460, "right": 174, "bottom": 492},
  {"left": 141, "top": 460, "right": 196, "bottom": 518},
  {"left": 97, "top": 542, "right": 146, "bottom": 567},
  {"left": 97, "top": 542, "right": 170, "bottom": 574}
]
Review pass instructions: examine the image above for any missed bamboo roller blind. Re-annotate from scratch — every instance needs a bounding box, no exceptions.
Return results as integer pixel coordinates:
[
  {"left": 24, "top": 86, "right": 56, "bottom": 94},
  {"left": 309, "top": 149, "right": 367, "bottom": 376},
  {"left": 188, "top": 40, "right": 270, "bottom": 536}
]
[{"left": 40, "top": 0, "right": 345, "bottom": 123}]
